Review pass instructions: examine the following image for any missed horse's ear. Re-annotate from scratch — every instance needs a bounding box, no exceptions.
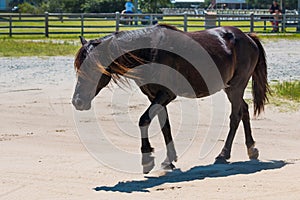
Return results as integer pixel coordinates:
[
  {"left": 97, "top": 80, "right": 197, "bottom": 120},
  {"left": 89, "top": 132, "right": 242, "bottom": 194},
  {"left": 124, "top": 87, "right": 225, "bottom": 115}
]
[{"left": 79, "top": 36, "right": 87, "bottom": 45}]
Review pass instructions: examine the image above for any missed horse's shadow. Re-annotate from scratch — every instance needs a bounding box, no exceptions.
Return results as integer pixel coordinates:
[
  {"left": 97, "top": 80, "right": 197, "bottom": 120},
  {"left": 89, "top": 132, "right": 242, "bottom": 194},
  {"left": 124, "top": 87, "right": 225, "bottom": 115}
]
[{"left": 94, "top": 160, "right": 287, "bottom": 193}]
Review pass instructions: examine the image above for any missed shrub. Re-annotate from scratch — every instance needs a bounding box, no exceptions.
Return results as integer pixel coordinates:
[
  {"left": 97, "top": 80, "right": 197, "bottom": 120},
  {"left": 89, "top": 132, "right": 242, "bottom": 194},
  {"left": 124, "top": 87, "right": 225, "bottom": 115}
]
[{"left": 19, "top": 2, "right": 42, "bottom": 14}]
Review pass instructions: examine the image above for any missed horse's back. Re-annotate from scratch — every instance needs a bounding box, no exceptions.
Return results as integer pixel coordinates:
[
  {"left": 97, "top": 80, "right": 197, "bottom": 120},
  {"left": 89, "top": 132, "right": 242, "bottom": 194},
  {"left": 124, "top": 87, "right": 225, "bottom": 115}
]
[
  {"left": 133, "top": 25, "right": 260, "bottom": 99},
  {"left": 184, "top": 26, "right": 259, "bottom": 89}
]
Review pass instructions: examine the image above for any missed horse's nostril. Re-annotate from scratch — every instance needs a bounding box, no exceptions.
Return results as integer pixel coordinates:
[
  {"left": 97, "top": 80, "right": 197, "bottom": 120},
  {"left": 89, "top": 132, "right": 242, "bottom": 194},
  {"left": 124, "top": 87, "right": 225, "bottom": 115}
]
[
  {"left": 72, "top": 97, "right": 83, "bottom": 108},
  {"left": 75, "top": 98, "right": 83, "bottom": 107}
]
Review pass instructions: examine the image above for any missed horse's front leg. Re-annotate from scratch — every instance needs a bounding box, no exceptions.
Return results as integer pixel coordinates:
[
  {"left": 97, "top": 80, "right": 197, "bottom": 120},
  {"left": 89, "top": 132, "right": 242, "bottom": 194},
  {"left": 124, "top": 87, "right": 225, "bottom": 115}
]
[
  {"left": 139, "top": 111, "right": 155, "bottom": 174},
  {"left": 158, "top": 106, "right": 177, "bottom": 170},
  {"left": 139, "top": 91, "right": 175, "bottom": 174}
]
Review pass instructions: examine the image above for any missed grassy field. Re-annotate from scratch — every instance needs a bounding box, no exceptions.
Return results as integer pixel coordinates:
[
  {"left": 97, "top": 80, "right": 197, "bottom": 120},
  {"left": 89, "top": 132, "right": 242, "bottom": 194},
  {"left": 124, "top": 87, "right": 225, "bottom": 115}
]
[{"left": 0, "top": 39, "right": 80, "bottom": 56}]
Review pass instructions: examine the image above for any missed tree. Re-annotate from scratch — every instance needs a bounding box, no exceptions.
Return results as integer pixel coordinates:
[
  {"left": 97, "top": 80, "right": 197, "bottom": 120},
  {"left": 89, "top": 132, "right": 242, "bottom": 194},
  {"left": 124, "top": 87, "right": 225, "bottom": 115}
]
[
  {"left": 81, "top": 0, "right": 125, "bottom": 13},
  {"left": 19, "top": 2, "right": 42, "bottom": 14},
  {"left": 13, "top": 0, "right": 299, "bottom": 14},
  {"left": 62, "top": 0, "right": 86, "bottom": 13},
  {"left": 139, "top": 0, "right": 171, "bottom": 12}
]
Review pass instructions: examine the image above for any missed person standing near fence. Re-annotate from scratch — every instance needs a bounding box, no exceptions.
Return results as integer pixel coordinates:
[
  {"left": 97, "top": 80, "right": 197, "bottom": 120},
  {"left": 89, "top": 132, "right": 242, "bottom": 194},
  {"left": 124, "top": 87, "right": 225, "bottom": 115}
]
[
  {"left": 269, "top": 1, "right": 281, "bottom": 32},
  {"left": 125, "top": 0, "right": 135, "bottom": 13},
  {"left": 123, "top": 0, "right": 135, "bottom": 25}
]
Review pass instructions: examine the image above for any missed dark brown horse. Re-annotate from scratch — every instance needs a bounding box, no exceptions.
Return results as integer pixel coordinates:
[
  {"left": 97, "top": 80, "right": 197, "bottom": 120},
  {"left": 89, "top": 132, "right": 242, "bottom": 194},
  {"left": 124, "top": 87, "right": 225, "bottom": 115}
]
[{"left": 72, "top": 24, "right": 269, "bottom": 174}]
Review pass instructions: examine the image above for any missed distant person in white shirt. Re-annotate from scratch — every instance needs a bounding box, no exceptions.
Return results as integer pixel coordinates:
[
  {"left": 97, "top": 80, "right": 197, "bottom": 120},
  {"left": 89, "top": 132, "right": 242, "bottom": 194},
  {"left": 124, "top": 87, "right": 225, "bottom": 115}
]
[{"left": 125, "top": 0, "right": 134, "bottom": 13}]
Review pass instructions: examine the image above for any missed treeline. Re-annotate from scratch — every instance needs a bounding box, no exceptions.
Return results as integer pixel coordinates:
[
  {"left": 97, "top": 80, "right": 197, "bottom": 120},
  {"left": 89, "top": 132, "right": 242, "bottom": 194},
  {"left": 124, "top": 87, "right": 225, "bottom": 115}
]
[
  {"left": 10, "top": 0, "right": 171, "bottom": 13},
  {"left": 9, "top": 0, "right": 299, "bottom": 14},
  {"left": 247, "top": 0, "right": 298, "bottom": 10}
]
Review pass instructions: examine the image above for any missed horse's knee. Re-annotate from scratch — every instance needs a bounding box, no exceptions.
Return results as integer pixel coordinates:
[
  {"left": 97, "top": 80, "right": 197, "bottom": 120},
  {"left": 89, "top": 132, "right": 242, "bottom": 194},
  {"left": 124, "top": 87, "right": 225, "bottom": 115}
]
[
  {"left": 243, "top": 101, "right": 249, "bottom": 109},
  {"left": 229, "top": 113, "right": 242, "bottom": 128},
  {"left": 139, "top": 115, "right": 151, "bottom": 127}
]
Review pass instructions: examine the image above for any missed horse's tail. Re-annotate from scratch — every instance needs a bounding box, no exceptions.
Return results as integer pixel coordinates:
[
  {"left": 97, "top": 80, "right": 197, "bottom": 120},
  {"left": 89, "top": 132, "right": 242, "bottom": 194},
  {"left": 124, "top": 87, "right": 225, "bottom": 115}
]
[{"left": 248, "top": 33, "right": 270, "bottom": 116}]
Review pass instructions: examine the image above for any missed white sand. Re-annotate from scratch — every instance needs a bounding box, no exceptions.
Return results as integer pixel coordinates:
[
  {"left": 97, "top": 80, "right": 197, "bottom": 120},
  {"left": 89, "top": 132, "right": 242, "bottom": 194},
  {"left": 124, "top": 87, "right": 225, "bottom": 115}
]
[{"left": 0, "top": 39, "right": 300, "bottom": 199}]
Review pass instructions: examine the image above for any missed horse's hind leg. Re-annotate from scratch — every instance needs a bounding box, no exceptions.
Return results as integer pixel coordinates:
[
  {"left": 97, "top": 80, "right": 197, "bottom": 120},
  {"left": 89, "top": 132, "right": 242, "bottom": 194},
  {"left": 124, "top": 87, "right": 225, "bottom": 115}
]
[
  {"left": 215, "top": 88, "right": 243, "bottom": 164},
  {"left": 241, "top": 100, "right": 259, "bottom": 160},
  {"left": 158, "top": 106, "right": 177, "bottom": 170}
]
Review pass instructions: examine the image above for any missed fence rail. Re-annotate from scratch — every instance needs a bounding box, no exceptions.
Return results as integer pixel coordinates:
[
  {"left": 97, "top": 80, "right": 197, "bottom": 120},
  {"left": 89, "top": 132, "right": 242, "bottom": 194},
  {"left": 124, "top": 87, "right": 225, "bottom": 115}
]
[{"left": 0, "top": 12, "right": 299, "bottom": 37}]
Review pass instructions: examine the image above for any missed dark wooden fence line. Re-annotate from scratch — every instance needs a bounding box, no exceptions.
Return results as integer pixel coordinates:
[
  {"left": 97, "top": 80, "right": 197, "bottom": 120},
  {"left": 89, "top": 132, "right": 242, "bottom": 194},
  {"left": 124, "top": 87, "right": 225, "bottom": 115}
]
[{"left": 0, "top": 12, "right": 299, "bottom": 37}]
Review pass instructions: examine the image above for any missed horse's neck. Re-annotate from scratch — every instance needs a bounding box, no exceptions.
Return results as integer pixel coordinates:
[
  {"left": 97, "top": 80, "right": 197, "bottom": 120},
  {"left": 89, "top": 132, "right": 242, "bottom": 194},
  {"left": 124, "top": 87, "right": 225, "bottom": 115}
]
[{"left": 109, "top": 27, "right": 162, "bottom": 75}]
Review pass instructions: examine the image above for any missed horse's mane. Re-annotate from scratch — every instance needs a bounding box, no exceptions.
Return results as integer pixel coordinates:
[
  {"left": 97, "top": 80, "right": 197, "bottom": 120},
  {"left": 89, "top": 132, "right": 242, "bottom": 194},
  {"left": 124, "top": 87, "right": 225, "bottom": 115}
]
[
  {"left": 157, "top": 24, "right": 181, "bottom": 31},
  {"left": 74, "top": 35, "right": 112, "bottom": 71},
  {"left": 74, "top": 46, "right": 85, "bottom": 71},
  {"left": 74, "top": 24, "right": 182, "bottom": 85}
]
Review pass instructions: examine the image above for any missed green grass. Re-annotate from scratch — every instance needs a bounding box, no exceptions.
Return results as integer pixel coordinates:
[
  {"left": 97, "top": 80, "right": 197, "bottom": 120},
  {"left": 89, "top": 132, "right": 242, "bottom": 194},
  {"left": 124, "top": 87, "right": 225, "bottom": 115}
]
[
  {"left": 244, "top": 81, "right": 300, "bottom": 112},
  {"left": 271, "top": 81, "right": 300, "bottom": 102},
  {"left": 0, "top": 39, "right": 80, "bottom": 56},
  {"left": 267, "top": 81, "right": 300, "bottom": 112}
]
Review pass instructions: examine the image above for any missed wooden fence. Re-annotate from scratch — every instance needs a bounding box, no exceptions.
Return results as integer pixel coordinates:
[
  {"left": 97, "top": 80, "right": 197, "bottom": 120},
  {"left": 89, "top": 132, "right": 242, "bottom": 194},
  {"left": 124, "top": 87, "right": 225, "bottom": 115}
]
[{"left": 0, "top": 12, "right": 299, "bottom": 37}]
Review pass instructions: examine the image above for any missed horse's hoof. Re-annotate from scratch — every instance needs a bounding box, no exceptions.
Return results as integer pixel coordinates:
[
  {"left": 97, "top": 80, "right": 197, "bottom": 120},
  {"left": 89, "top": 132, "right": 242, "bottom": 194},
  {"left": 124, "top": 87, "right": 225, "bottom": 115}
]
[
  {"left": 248, "top": 146, "right": 259, "bottom": 160},
  {"left": 167, "top": 153, "right": 178, "bottom": 163},
  {"left": 214, "top": 157, "right": 229, "bottom": 164},
  {"left": 161, "top": 162, "right": 176, "bottom": 171},
  {"left": 142, "top": 153, "right": 155, "bottom": 174}
]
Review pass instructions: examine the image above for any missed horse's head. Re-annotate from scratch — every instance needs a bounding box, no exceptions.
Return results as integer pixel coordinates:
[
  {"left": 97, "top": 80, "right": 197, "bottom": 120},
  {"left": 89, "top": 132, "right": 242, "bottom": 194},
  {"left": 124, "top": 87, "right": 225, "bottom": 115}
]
[{"left": 72, "top": 36, "right": 112, "bottom": 111}]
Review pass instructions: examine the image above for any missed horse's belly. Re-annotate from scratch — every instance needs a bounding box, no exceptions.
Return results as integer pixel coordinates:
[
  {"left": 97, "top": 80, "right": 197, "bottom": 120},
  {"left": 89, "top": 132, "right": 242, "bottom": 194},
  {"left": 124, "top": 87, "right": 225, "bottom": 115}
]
[{"left": 177, "top": 87, "right": 224, "bottom": 98}]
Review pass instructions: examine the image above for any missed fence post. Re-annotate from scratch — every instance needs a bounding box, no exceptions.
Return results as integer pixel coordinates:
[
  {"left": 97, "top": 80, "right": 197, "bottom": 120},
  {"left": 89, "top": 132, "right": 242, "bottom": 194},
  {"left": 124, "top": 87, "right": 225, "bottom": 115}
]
[
  {"left": 250, "top": 12, "right": 254, "bottom": 32},
  {"left": 297, "top": 0, "right": 300, "bottom": 32},
  {"left": 115, "top": 12, "right": 120, "bottom": 32},
  {"left": 150, "top": 14, "right": 153, "bottom": 25},
  {"left": 60, "top": 13, "right": 63, "bottom": 23},
  {"left": 281, "top": 14, "right": 286, "bottom": 33},
  {"left": 184, "top": 12, "right": 188, "bottom": 32},
  {"left": 45, "top": 12, "right": 49, "bottom": 37},
  {"left": 9, "top": 15, "right": 12, "bottom": 37},
  {"left": 297, "top": 11, "right": 300, "bottom": 32},
  {"left": 81, "top": 14, "right": 84, "bottom": 36}
]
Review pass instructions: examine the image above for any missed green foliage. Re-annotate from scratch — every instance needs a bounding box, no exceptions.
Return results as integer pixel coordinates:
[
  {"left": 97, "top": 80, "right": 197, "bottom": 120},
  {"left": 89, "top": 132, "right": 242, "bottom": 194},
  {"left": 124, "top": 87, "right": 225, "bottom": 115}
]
[
  {"left": 64, "top": 0, "right": 86, "bottom": 13},
  {"left": 14, "top": 0, "right": 299, "bottom": 14},
  {"left": 82, "top": 0, "right": 125, "bottom": 13},
  {"left": 20, "top": 0, "right": 87, "bottom": 13},
  {"left": 18, "top": 2, "right": 42, "bottom": 14},
  {"left": 40, "top": 0, "right": 65, "bottom": 13},
  {"left": 139, "top": 0, "right": 170, "bottom": 13},
  {"left": 246, "top": 0, "right": 298, "bottom": 9}
]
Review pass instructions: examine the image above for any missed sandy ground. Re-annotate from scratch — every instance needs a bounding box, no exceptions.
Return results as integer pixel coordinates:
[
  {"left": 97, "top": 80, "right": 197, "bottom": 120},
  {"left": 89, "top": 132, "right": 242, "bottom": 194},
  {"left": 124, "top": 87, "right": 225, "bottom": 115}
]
[{"left": 1, "top": 39, "right": 300, "bottom": 199}]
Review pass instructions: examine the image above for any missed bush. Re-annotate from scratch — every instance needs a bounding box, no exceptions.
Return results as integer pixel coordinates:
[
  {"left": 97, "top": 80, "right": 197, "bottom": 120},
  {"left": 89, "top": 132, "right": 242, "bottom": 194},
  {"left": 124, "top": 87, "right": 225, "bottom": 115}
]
[
  {"left": 19, "top": 2, "right": 42, "bottom": 14},
  {"left": 82, "top": 0, "right": 125, "bottom": 13}
]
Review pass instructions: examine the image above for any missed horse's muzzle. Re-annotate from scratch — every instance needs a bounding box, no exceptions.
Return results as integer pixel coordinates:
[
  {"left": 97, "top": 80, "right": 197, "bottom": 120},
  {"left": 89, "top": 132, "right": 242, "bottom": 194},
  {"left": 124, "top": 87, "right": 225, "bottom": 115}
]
[{"left": 72, "top": 96, "right": 91, "bottom": 111}]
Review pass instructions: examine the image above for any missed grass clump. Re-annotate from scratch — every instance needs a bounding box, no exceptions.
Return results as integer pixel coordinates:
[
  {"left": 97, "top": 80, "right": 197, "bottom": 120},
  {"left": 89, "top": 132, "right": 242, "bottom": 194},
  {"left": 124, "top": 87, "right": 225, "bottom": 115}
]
[
  {"left": 271, "top": 81, "right": 300, "bottom": 102},
  {"left": 267, "top": 81, "right": 300, "bottom": 112},
  {"left": 244, "top": 80, "right": 300, "bottom": 112}
]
